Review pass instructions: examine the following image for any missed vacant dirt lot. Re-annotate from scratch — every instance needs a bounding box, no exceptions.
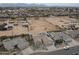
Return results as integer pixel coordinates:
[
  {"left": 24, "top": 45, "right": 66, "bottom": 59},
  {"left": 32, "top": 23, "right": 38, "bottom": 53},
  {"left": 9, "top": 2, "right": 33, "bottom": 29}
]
[
  {"left": 28, "top": 17, "right": 60, "bottom": 35},
  {"left": 0, "top": 16, "right": 77, "bottom": 36},
  {"left": 45, "top": 16, "right": 78, "bottom": 28},
  {"left": 0, "top": 25, "right": 28, "bottom": 37}
]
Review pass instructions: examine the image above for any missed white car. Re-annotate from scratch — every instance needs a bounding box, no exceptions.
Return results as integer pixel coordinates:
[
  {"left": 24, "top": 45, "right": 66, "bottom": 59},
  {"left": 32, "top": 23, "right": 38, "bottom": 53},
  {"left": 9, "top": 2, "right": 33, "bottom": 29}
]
[{"left": 63, "top": 46, "right": 70, "bottom": 50}]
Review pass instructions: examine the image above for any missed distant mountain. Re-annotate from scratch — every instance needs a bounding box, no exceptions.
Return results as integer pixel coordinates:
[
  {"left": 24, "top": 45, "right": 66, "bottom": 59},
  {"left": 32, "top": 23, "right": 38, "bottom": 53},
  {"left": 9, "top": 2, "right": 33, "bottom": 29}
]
[
  {"left": 0, "top": 3, "right": 47, "bottom": 7},
  {"left": 0, "top": 3, "right": 79, "bottom": 8},
  {"left": 45, "top": 3, "right": 79, "bottom": 7}
]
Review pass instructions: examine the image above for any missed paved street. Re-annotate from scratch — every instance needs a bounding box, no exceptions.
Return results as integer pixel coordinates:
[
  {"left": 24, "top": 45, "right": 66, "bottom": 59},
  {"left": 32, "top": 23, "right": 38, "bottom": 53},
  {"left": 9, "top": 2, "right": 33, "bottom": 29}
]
[{"left": 31, "top": 45, "right": 79, "bottom": 55}]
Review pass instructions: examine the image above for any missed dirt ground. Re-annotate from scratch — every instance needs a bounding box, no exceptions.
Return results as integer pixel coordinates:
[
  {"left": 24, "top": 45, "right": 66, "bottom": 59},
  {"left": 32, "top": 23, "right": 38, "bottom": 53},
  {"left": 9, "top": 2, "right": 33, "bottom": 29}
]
[
  {"left": 28, "top": 17, "right": 60, "bottom": 35},
  {"left": 45, "top": 16, "right": 78, "bottom": 28},
  {"left": 0, "top": 25, "right": 28, "bottom": 37},
  {"left": 0, "top": 16, "right": 77, "bottom": 36}
]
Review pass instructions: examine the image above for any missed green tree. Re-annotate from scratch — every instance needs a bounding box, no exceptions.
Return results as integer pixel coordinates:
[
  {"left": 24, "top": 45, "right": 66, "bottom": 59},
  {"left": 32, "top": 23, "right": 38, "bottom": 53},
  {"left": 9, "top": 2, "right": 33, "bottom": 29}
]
[{"left": 55, "top": 39, "right": 63, "bottom": 46}]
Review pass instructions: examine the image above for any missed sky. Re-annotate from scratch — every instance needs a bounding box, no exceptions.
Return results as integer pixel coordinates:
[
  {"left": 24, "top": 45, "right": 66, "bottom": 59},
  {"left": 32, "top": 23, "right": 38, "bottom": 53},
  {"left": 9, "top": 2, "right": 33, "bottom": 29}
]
[
  {"left": 0, "top": 0, "right": 79, "bottom": 7},
  {"left": 0, "top": 0, "right": 78, "bottom": 3},
  {"left": 44, "top": 3, "right": 79, "bottom": 7},
  {"left": 0, "top": 3, "right": 79, "bottom": 7}
]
